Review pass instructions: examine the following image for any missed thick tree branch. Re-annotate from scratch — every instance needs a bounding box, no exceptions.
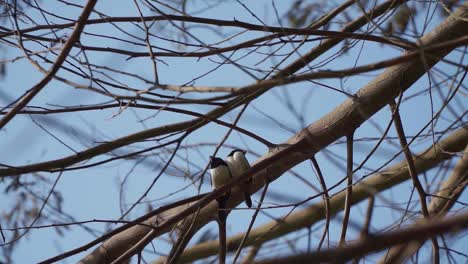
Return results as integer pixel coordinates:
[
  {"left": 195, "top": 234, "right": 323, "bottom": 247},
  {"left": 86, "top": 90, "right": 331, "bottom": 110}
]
[
  {"left": 0, "top": 0, "right": 407, "bottom": 177},
  {"left": 253, "top": 212, "right": 468, "bottom": 264},
  {"left": 378, "top": 144, "right": 468, "bottom": 264},
  {"left": 164, "top": 127, "right": 468, "bottom": 263},
  {"left": 47, "top": 3, "right": 468, "bottom": 263}
]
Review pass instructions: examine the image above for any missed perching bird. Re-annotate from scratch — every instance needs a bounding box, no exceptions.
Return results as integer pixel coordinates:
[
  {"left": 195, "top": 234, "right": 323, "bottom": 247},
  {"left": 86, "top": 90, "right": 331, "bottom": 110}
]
[
  {"left": 209, "top": 156, "right": 232, "bottom": 264},
  {"left": 226, "top": 149, "right": 253, "bottom": 208}
]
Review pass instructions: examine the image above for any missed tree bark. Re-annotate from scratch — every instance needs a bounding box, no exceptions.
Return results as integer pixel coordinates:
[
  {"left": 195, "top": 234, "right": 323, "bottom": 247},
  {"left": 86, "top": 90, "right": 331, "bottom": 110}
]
[{"left": 79, "top": 3, "right": 468, "bottom": 263}]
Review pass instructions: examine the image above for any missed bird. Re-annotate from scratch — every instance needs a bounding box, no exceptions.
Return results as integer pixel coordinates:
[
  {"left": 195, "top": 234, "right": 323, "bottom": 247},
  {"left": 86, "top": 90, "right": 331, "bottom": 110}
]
[
  {"left": 209, "top": 156, "right": 232, "bottom": 264},
  {"left": 226, "top": 149, "right": 253, "bottom": 208}
]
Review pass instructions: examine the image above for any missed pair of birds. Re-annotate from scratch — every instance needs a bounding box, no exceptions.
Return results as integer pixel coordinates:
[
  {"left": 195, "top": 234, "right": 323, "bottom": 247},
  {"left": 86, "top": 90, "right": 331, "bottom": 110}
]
[
  {"left": 209, "top": 149, "right": 253, "bottom": 264},
  {"left": 210, "top": 149, "right": 253, "bottom": 213}
]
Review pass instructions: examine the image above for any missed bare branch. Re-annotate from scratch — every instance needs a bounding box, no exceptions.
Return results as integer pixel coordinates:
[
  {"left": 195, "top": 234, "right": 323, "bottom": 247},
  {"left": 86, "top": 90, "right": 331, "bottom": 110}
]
[
  {"left": 74, "top": 6, "right": 468, "bottom": 262},
  {"left": 378, "top": 144, "right": 468, "bottom": 264},
  {"left": 254, "top": 212, "right": 468, "bottom": 264},
  {"left": 0, "top": 0, "right": 98, "bottom": 129}
]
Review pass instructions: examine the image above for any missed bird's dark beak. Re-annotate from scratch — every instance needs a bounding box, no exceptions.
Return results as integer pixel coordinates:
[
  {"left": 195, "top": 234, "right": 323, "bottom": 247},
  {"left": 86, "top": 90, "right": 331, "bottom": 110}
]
[{"left": 209, "top": 156, "right": 215, "bottom": 163}]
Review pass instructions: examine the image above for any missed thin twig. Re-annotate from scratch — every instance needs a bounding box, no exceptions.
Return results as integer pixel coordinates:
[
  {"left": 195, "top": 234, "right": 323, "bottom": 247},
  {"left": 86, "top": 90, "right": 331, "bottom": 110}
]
[
  {"left": 389, "top": 99, "right": 440, "bottom": 263},
  {"left": 0, "top": 0, "right": 98, "bottom": 129},
  {"left": 232, "top": 182, "right": 270, "bottom": 263},
  {"left": 339, "top": 132, "right": 354, "bottom": 246},
  {"left": 310, "top": 157, "right": 330, "bottom": 250}
]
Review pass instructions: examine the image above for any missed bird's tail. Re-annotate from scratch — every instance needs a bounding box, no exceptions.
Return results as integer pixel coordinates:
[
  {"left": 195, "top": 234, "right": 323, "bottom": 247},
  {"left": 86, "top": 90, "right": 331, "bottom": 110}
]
[
  {"left": 241, "top": 178, "right": 253, "bottom": 208},
  {"left": 244, "top": 192, "right": 253, "bottom": 208}
]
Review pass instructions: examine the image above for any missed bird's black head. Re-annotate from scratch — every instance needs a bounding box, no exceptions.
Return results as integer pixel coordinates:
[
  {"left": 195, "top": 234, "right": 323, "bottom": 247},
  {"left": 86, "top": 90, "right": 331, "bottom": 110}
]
[
  {"left": 227, "top": 149, "right": 246, "bottom": 157},
  {"left": 209, "top": 156, "right": 227, "bottom": 168}
]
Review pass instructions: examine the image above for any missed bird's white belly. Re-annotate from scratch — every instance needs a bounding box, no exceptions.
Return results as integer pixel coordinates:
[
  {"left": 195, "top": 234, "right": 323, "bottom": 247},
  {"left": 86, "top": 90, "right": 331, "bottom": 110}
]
[{"left": 211, "top": 167, "right": 231, "bottom": 189}]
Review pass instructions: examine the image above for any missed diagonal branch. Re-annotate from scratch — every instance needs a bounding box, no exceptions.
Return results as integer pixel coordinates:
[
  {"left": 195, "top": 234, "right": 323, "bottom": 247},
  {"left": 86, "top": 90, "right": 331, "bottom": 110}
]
[
  {"left": 164, "top": 127, "right": 467, "bottom": 263},
  {"left": 253, "top": 212, "right": 468, "bottom": 264},
  {"left": 310, "top": 157, "right": 330, "bottom": 250},
  {"left": 74, "top": 5, "right": 468, "bottom": 262},
  {"left": 339, "top": 133, "right": 354, "bottom": 245},
  {"left": 0, "top": 0, "right": 406, "bottom": 178},
  {"left": 232, "top": 182, "right": 270, "bottom": 263},
  {"left": 377, "top": 144, "right": 468, "bottom": 264},
  {"left": 389, "top": 99, "right": 440, "bottom": 263},
  {"left": 31, "top": 4, "right": 467, "bottom": 263},
  {"left": 0, "top": 0, "right": 98, "bottom": 130}
]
